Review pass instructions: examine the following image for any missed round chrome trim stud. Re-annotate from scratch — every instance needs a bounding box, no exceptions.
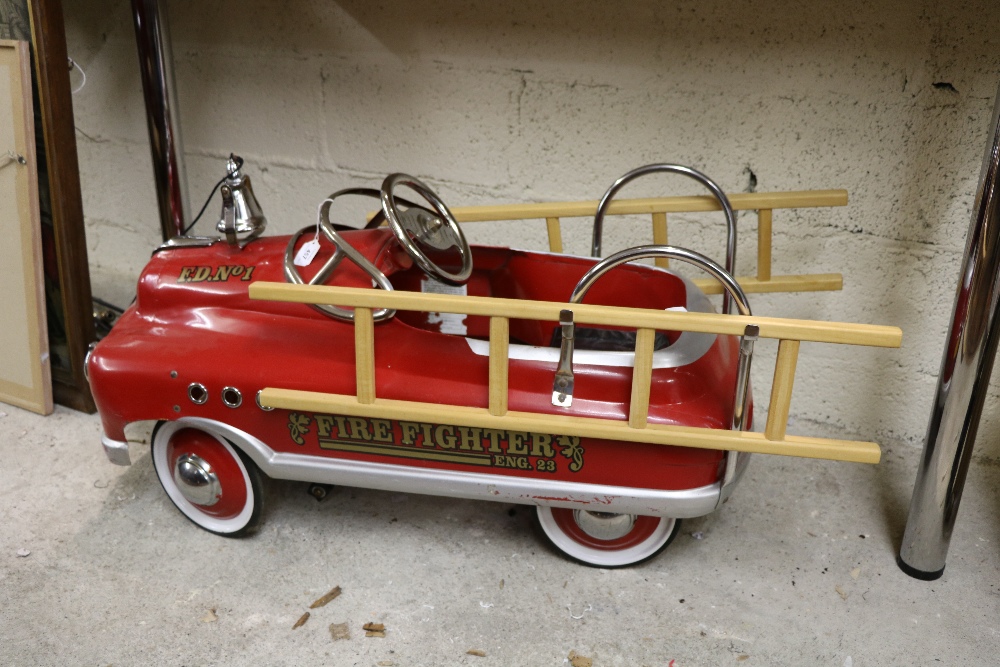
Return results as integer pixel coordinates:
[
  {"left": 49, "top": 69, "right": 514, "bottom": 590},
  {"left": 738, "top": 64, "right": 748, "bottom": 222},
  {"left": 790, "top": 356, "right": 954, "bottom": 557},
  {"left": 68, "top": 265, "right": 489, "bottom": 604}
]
[
  {"left": 222, "top": 386, "right": 243, "bottom": 409},
  {"left": 187, "top": 382, "right": 208, "bottom": 405},
  {"left": 572, "top": 510, "right": 637, "bottom": 541},
  {"left": 255, "top": 390, "right": 274, "bottom": 411},
  {"left": 173, "top": 453, "right": 221, "bottom": 506}
]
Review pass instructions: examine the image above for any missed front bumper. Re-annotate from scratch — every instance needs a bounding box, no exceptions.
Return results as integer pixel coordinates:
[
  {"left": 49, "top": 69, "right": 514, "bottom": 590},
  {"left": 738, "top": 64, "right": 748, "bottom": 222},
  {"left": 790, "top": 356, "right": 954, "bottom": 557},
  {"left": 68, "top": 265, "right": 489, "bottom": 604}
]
[{"left": 102, "top": 433, "right": 132, "bottom": 466}]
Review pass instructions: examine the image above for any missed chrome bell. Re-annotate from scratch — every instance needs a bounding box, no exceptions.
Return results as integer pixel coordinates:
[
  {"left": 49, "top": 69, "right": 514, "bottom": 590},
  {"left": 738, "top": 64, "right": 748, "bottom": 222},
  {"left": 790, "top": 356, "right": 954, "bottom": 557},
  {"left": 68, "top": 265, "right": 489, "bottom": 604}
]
[{"left": 217, "top": 155, "right": 267, "bottom": 248}]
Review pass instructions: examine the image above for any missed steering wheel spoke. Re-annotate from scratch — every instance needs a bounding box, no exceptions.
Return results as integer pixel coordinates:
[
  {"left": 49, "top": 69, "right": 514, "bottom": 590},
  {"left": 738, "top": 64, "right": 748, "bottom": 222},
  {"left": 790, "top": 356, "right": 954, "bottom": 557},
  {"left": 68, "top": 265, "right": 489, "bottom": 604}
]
[
  {"left": 283, "top": 176, "right": 473, "bottom": 321},
  {"left": 283, "top": 188, "right": 398, "bottom": 322}
]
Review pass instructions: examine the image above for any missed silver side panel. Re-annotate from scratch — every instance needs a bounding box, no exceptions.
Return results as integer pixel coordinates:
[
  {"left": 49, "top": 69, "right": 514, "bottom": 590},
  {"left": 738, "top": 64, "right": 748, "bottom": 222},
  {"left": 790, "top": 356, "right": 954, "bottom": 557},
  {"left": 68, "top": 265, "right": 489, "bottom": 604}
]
[{"left": 170, "top": 418, "right": 723, "bottom": 519}]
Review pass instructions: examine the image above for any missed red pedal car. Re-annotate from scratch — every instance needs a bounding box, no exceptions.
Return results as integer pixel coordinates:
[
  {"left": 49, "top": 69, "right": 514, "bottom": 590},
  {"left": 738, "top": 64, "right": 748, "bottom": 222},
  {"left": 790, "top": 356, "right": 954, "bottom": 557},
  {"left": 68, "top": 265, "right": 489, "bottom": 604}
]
[{"left": 87, "top": 160, "right": 898, "bottom": 567}]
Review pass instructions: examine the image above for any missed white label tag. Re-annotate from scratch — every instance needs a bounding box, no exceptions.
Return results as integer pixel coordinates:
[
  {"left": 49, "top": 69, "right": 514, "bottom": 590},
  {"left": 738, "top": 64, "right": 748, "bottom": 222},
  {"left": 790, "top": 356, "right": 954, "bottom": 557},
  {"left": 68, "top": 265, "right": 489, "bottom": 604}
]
[
  {"left": 421, "top": 277, "right": 468, "bottom": 297},
  {"left": 421, "top": 277, "right": 468, "bottom": 335},
  {"left": 294, "top": 239, "right": 321, "bottom": 266}
]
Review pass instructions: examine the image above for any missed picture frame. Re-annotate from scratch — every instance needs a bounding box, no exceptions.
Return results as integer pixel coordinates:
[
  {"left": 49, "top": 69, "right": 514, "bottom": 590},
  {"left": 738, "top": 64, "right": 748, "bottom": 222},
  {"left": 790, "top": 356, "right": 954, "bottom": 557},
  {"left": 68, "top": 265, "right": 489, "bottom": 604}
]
[
  {"left": 2, "top": 0, "right": 96, "bottom": 413},
  {"left": 0, "top": 38, "right": 51, "bottom": 414}
]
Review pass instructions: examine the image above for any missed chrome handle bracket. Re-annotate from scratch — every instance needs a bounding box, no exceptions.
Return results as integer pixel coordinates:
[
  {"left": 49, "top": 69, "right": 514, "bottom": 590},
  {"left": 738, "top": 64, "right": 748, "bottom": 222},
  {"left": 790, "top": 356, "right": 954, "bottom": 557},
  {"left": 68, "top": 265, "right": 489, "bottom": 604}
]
[
  {"left": 552, "top": 309, "right": 576, "bottom": 407},
  {"left": 719, "top": 323, "right": 760, "bottom": 499},
  {"left": 731, "top": 324, "right": 759, "bottom": 432}
]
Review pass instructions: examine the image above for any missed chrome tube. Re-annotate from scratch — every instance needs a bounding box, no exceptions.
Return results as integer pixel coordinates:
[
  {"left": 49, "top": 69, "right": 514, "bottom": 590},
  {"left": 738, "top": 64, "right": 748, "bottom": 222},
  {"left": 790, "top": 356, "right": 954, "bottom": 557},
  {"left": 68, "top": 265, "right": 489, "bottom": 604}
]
[
  {"left": 551, "top": 310, "right": 576, "bottom": 408},
  {"left": 567, "top": 245, "right": 756, "bottom": 501},
  {"left": 571, "top": 245, "right": 751, "bottom": 317},
  {"left": 132, "top": 0, "right": 190, "bottom": 240},
  {"left": 731, "top": 325, "right": 759, "bottom": 433},
  {"left": 898, "top": 83, "right": 1000, "bottom": 580},
  {"left": 566, "top": 244, "right": 753, "bottom": 417},
  {"left": 590, "top": 164, "right": 738, "bottom": 313}
]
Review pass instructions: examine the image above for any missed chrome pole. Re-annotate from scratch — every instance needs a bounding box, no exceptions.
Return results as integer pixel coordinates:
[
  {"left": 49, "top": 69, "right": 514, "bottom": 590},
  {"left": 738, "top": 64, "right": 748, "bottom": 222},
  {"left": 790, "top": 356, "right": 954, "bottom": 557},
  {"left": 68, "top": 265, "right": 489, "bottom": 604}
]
[
  {"left": 897, "top": 83, "right": 1000, "bottom": 580},
  {"left": 131, "top": 0, "right": 190, "bottom": 240}
]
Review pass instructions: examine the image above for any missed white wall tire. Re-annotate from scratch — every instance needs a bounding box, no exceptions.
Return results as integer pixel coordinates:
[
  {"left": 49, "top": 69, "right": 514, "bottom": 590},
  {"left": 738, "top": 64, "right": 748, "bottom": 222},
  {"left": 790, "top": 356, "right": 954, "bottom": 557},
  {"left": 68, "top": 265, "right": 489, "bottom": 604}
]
[
  {"left": 536, "top": 506, "right": 680, "bottom": 568},
  {"left": 151, "top": 420, "right": 263, "bottom": 536}
]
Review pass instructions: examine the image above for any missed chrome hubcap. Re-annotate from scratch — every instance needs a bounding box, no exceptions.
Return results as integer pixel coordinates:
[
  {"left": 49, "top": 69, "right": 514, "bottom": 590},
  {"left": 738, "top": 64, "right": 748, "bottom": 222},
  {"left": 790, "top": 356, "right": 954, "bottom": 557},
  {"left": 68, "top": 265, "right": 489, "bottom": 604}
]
[
  {"left": 573, "top": 510, "right": 636, "bottom": 540},
  {"left": 173, "top": 453, "right": 221, "bottom": 506}
]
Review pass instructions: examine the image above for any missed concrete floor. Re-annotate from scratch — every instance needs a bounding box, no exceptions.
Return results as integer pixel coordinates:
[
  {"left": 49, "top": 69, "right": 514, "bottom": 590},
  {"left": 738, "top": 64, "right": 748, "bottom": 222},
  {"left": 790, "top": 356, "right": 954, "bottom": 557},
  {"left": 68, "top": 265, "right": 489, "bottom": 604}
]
[{"left": 1, "top": 404, "right": 997, "bottom": 666}]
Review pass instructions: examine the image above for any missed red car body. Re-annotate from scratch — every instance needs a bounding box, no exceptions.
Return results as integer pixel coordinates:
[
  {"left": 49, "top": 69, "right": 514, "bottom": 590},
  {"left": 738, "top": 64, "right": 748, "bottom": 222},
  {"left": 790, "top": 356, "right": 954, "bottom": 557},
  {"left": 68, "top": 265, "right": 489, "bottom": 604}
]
[{"left": 89, "top": 225, "right": 750, "bottom": 566}]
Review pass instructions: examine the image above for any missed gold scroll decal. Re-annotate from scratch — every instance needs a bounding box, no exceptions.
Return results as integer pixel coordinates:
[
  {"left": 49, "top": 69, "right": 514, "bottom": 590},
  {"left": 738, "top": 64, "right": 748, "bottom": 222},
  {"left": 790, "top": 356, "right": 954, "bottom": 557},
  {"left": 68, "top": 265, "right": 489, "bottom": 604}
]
[{"left": 287, "top": 412, "right": 584, "bottom": 473}]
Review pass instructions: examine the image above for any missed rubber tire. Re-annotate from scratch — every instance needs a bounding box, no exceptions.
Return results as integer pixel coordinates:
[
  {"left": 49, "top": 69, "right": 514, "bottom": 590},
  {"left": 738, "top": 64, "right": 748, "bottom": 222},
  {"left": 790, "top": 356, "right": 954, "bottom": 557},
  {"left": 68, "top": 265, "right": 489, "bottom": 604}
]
[
  {"left": 151, "top": 421, "right": 264, "bottom": 537},
  {"left": 535, "top": 506, "right": 680, "bottom": 568}
]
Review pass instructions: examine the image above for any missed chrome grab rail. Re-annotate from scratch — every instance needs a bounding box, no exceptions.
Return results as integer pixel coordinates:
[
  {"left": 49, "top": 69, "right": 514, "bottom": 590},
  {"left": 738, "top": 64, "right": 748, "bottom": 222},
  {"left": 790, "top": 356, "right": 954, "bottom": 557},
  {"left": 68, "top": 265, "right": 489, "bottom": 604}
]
[
  {"left": 591, "top": 164, "right": 738, "bottom": 313},
  {"left": 557, "top": 244, "right": 757, "bottom": 497},
  {"left": 554, "top": 245, "right": 755, "bottom": 435}
]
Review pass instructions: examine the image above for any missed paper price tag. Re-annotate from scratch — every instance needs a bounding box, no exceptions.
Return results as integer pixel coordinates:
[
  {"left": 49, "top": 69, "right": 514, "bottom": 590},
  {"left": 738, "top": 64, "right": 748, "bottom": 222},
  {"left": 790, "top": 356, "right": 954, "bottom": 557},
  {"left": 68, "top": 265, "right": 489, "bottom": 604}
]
[{"left": 294, "top": 239, "right": 321, "bottom": 266}]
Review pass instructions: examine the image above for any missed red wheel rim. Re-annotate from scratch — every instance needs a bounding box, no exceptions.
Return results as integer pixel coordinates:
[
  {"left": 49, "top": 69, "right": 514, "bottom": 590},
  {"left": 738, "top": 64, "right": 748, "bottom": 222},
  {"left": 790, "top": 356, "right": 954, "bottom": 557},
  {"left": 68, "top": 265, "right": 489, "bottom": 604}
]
[
  {"left": 166, "top": 428, "right": 248, "bottom": 520},
  {"left": 550, "top": 508, "right": 661, "bottom": 551}
]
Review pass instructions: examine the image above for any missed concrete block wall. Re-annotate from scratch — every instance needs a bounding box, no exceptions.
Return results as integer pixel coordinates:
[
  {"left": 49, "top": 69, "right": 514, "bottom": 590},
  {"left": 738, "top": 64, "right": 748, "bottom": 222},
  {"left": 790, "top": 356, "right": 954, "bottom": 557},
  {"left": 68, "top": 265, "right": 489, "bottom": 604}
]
[{"left": 64, "top": 0, "right": 999, "bottom": 455}]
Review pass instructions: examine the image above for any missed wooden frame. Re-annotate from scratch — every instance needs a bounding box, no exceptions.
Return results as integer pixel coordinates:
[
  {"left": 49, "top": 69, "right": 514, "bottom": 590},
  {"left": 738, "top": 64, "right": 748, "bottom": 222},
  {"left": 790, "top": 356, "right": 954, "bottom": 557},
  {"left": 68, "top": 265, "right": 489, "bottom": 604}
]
[
  {"left": 249, "top": 282, "right": 902, "bottom": 465},
  {"left": 0, "top": 39, "right": 51, "bottom": 414},
  {"left": 27, "top": 0, "right": 96, "bottom": 412}
]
